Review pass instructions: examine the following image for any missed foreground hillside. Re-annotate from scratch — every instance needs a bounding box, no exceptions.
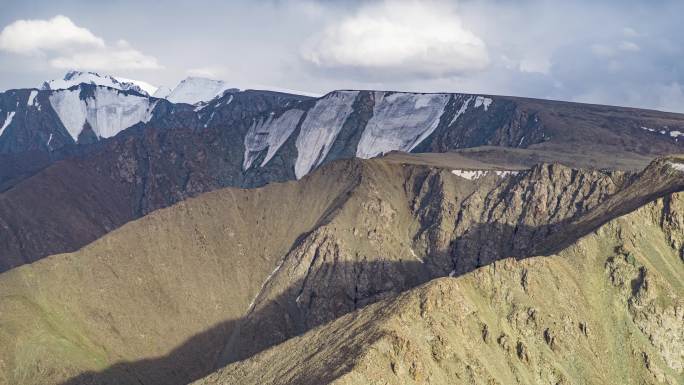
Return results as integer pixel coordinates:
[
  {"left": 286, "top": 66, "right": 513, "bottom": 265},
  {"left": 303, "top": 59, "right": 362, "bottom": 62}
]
[
  {"left": 0, "top": 155, "right": 681, "bottom": 385},
  {"left": 198, "top": 189, "right": 684, "bottom": 385}
]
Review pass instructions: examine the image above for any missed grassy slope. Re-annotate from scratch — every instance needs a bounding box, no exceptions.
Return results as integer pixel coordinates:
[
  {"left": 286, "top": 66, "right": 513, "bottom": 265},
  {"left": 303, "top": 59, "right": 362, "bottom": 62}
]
[
  {"left": 0, "top": 156, "right": 681, "bottom": 385},
  {"left": 197, "top": 191, "right": 684, "bottom": 385},
  {"left": 0, "top": 160, "right": 362, "bottom": 385}
]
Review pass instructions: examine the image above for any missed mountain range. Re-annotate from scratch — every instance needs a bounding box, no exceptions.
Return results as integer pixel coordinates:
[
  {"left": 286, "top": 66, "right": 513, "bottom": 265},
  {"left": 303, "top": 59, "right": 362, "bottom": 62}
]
[
  {"left": 0, "top": 71, "right": 681, "bottom": 385},
  {"left": 1, "top": 71, "right": 683, "bottom": 271}
]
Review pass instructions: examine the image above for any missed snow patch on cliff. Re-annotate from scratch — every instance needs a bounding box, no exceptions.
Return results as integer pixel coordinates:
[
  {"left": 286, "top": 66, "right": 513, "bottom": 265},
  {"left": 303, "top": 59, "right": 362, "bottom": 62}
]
[
  {"left": 48, "top": 88, "right": 156, "bottom": 141},
  {"left": 243, "top": 109, "right": 305, "bottom": 170},
  {"left": 451, "top": 169, "right": 518, "bottom": 180},
  {"left": 641, "top": 126, "right": 683, "bottom": 140},
  {"left": 452, "top": 169, "right": 487, "bottom": 180},
  {"left": 295, "top": 91, "right": 358, "bottom": 178},
  {"left": 48, "top": 90, "right": 86, "bottom": 140},
  {"left": 474, "top": 96, "right": 493, "bottom": 111},
  {"left": 85, "top": 88, "right": 156, "bottom": 138},
  {"left": 450, "top": 95, "right": 473, "bottom": 125},
  {"left": 165, "top": 77, "right": 235, "bottom": 104},
  {"left": 356, "top": 92, "right": 449, "bottom": 159},
  {"left": 0, "top": 111, "right": 16, "bottom": 137},
  {"left": 27, "top": 90, "right": 38, "bottom": 106},
  {"left": 114, "top": 76, "right": 158, "bottom": 96},
  {"left": 152, "top": 86, "right": 172, "bottom": 99},
  {"left": 42, "top": 71, "right": 155, "bottom": 96}
]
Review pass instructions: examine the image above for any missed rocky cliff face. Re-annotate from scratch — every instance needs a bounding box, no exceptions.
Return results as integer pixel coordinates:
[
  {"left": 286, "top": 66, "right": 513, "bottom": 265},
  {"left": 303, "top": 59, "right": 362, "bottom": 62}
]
[
  {"left": 214, "top": 157, "right": 683, "bottom": 367},
  {"left": 1, "top": 85, "right": 683, "bottom": 181},
  {"left": 197, "top": 190, "right": 684, "bottom": 385},
  {"left": 0, "top": 89, "right": 311, "bottom": 271},
  {"left": 408, "top": 163, "right": 629, "bottom": 274}
]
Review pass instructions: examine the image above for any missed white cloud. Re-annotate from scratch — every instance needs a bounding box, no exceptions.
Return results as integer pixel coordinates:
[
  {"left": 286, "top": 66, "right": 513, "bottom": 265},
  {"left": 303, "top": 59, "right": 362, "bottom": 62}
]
[
  {"left": 0, "top": 15, "right": 160, "bottom": 71},
  {"left": 301, "top": 0, "right": 489, "bottom": 78},
  {"left": 0, "top": 15, "right": 104, "bottom": 54},
  {"left": 50, "top": 40, "right": 161, "bottom": 71}
]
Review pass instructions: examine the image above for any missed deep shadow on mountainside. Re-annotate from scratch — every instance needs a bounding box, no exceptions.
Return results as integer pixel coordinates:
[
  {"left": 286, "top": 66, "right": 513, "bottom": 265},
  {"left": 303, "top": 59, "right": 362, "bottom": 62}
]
[
  {"left": 0, "top": 155, "right": 681, "bottom": 385},
  {"left": 54, "top": 261, "right": 426, "bottom": 385}
]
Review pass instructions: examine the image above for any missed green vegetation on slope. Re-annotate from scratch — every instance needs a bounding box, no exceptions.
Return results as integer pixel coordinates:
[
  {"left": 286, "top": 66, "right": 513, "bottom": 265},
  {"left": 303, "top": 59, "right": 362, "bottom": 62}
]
[
  {"left": 0, "top": 156, "right": 682, "bottom": 385},
  {"left": 197, "top": 191, "right": 684, "bottom": 385},
  {"left": 0, "top": 161, "right": 364, "bottom": 385}
]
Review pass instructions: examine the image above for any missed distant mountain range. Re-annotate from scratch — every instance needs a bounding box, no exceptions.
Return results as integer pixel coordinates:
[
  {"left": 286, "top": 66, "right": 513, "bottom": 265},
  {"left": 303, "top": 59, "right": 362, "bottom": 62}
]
[
  {"left": 39, "top": 70, "right": 238, "bottom": 102},
  {"left": 0, "top": 71, "right": 683, "bottom": 271},
  {"left": 1, "top": 71, "right": 683, "bottom": 157},
  {"left": 41, "top": 70, "right": 160, "bottom": 96}
]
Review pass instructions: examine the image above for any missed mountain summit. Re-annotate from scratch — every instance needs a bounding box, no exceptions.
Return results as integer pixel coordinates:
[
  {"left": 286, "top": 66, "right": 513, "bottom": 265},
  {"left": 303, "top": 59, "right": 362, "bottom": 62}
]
[
  {"left": 41, "top": 70, "right": 158, "bottom": 96},
  {"left": 162, "top": 76, "right": 238, "bottom": 104}
]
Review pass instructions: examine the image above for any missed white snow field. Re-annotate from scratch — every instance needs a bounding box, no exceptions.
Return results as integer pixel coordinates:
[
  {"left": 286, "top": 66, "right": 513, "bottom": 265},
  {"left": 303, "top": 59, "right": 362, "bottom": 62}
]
[
  {"left": 49, "top": 88, "right": 156, "bottom": 141},
  {"left": 295, "top": 91, "right": 359, "bottom": 178},
  {"left": 356, "top": 92, "right": 450, "bottom": 159},
  {"left": 451, "top": 169, "right": 519, "bottom": 180},
  {"left": 42, "top": 71, "right": 156, "bottom": 96},
  {"left": 243, "top": 109, "right": 305, "bottom": 169},
  {"left": 0, "top": 111, "right": 16, "bottom": 137},
  {"left": 165, "top": 77, "right": 234, "bottom": 104}
]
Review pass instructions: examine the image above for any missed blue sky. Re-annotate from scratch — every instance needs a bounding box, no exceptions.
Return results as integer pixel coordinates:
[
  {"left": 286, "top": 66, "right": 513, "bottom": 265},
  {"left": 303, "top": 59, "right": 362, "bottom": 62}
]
[{"left": 1, "top": 0, "right": 683, "bottom": 112}]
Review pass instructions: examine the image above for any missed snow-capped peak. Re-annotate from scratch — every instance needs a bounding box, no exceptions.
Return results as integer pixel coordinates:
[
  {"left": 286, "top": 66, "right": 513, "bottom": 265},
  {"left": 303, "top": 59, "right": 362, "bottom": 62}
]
[
  {"left": 113, "top": 76, "right": 159, "bottom": 96},
  {"left": 164, "top": 77, "right": 238, "bottom": 105},
  {"left": 152, "top": 86, "right": 172, "bottom": 99},
  {"left": 41, "top": 70, "right": 158, "bottom": 97}
]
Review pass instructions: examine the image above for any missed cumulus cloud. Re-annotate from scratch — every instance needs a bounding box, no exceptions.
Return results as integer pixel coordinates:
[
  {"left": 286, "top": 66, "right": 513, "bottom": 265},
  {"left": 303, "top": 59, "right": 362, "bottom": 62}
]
[
  {"left": 0, "top": 15, "right": 160, "bottom": 71},
  {"left": 301, "top": 0, "right": 489, "bottom": 79},
  {"left": 50, "top": 40, "right": 161, "bottom": 71},
  {"left": 0, "top": 1, "right": 682, "bottom": 113},
  {"left": 0, "top": 15, "right": 104, "bottom": 54}
]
